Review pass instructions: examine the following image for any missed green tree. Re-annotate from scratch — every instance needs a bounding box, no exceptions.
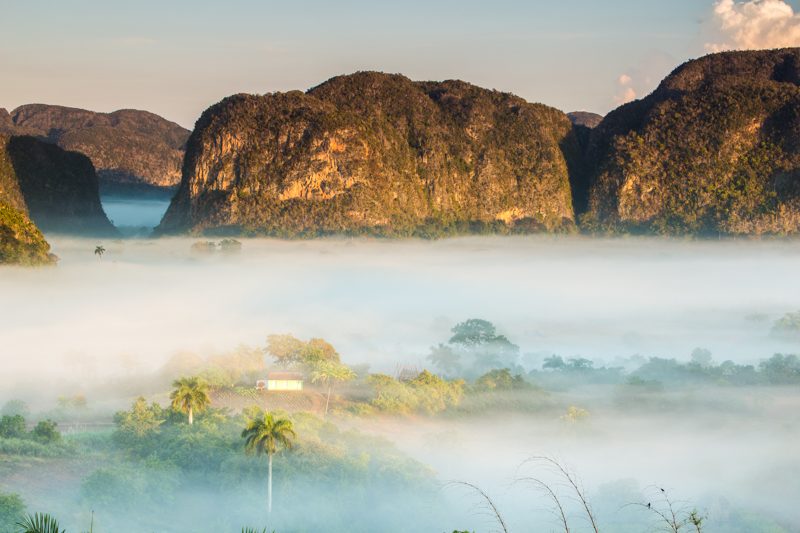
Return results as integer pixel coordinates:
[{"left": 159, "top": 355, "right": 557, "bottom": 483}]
[
  {"left": 114, "top": 397, "right": 165, "bottom": 439},
  {"left": 543, "top": 355, "right": 566, "bottom": 370},
  {"left": 241, "top": 410, "right": 297, "bottom": 514},
  {"left": 690, "top": 347, "right": 713, "bottom": 368},
  {"left": 266, "top": 334, "right": 340, "bottom": 368},
  {"left": 759, "top": 353, "right": 800, "bottom": 384},
  {"left": 0, "top": 492, "right": 25, "bottom": 533},
  {"left": 772, "top": 311, "right": 800, "bottom": 338},
  {"left": 169, "top": 377, "right": 211, "bottom": 425},
  {"left": 446, "top": 319, "right": 520, "bottom": 375},
  {"left": 474, "top": 369, "right": 530, "bottom": 391},
  {"left": 427, "top": 343, "right": 461, "bottom": 376},
  {"left": 30, "top": 420, "right": 60, "bottom": 444},
  {"left": 0, "top": 415, "right": 25, "bottom": 439},
  {"left": 311, "top": 361, "right": 357, "bottom": 416}
]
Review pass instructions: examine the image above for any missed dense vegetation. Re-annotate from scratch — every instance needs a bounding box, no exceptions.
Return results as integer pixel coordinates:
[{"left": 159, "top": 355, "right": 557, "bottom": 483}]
[
  {"left": 1, "top": 314, "right": 799, "bottom": 531},
  {"left": 157, "top": 49, "right": 800, "bottom": 238},
  {"left": 583, "top": 48, "right": 800, "bottom": 235},
  {"left": 158, "top": 72, "right": 579, "bottom": 237},
  {"left": 0, "top": 135, "right": 53, "bottom": 265}
]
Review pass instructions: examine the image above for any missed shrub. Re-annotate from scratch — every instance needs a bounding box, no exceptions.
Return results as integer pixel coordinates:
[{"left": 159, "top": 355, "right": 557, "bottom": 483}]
[{"left": 31, "top": 420, "right": 60, "bottom": 444}]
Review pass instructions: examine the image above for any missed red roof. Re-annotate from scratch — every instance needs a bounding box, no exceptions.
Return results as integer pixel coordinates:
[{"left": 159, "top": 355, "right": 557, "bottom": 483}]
[{"left": 267, "top": 371, "right": 304, "bottom": 380}]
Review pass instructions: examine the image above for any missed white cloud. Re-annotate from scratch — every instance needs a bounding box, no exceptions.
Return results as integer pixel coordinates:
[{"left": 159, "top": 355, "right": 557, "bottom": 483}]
[
  {"left": 614, "top": 74, "right": 637, "bottom": 105},
  {"left": 706, "top": 0, "right": 800, "bottom": 52}
]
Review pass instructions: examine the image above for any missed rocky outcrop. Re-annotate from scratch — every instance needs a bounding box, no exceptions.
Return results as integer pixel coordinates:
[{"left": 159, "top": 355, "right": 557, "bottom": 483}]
[
  {"left": 0, "top": 135, "right": 54, "bottom": 265},
  {"left": 583, "top": 48, "right": 800, "bottom": 235},
  {"left": 6, "top": 105, "right": 189, "bottom": 192},
  {"left": 567, "top": 112, "right": 603, "bottom": 129},
  {"left": 6, "top": 136, "right": 117, "bottom": 236},
  {"left": 159, "top": 72, "right": 579, "bottom": 237}
]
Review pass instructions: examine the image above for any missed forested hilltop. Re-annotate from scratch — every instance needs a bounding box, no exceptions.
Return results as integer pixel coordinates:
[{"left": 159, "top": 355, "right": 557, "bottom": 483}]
[
  {"left": 159, "top": 48, "right": 800, "bottom": 238},
  {"left": 582, "top": 47, "right": 800, "bottom": 235},
  {"left": 158, "top": 72, "right": 580, "bottom": 237}
]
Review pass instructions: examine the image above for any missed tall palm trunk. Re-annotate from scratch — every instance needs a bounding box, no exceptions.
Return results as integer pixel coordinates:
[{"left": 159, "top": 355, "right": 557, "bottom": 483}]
[
  {"left": 188, "top": 406, "right": 194, "bottom": 425},
  {"left": 324, "top": 382, "right": 333, "bottom": 416},
  {"left": 267, "top": 451, "right": 273, "bottom": 513}
]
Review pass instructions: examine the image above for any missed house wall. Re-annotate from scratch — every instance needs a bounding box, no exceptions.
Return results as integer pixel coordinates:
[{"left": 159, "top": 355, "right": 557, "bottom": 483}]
[{"left": 267, "top": 379, "right": 303, "bottom": 391}]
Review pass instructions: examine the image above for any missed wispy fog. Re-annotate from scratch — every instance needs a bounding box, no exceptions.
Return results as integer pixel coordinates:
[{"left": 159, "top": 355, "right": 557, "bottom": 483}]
[{"left": 2, "top": 235, "right": 800, "bottom": 386}]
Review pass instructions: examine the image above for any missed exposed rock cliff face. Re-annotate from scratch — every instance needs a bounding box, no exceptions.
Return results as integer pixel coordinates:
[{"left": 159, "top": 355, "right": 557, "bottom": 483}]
[
  {"left": 6, "top": 136, "right": 117, "bottom": 236},
  {"left": 159, "top": 72, "right": 579, "bottom": 236},
  {"left": 6, "top": 105, "right": 189, "bottom": 192},
  {"left": 0, "top": 135, "right": 54, "bottom": 265},
  {"left": 583, "top": 48, "right": 800, "bottom": 235}
]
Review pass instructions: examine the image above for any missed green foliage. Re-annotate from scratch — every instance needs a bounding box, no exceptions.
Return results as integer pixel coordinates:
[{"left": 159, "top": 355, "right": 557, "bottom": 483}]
[
  {"left": 0, "top": 415, "right": 25, "bottom": 439},
  {"left": 758, "top": 353, "right": 800, "bottom": 384},
  {"left": 367, "top": 371, "right": 464, "bottom": 415},
  {"left": 473, "top": 368, "right": 531, "bottom": 392},
  {"left": 266, "top": 334, "right": 340, "bottom": 368},
  {"left": 0, "top": 492, "right": 25, "bottom": 533},
  {"left": 586, "top": 49, "right": 800, "bottom": 236},
  {"left": 170, "top": 376, "right": 211, "bottom": 424},
  {"left": 113, "top": 397, "right": 166, "bottom": 449},
  {"left": 0, "top": 203, "right": 53, "bottom": 266},
  {"left": 0, "top": 438, "right": 71, "bottom": 458},
  {"left": 242, "top": 410, "right": 297, "bottom": 457},
  {"left": 81, "top": 463, "right": 179, "bottom": 511},
  {"left": 158, "top": 73, "right": 576, "bottom": 237},
  {"left": 30, "top": 420, "right": 60, "bottom": 445},
  {"left": 428, "top": 319, "right": 520, "bottom": 378},
  {"left": 771, "top": 311, "right": 800, "bottom": 338},
  {"left": 15, "top": 513, "right": 63, "bottom": 533}
]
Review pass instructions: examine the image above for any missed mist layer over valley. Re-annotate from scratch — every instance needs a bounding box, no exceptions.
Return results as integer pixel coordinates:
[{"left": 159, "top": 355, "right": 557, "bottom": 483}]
[
  {"left": 2, "top": 230, "right": 800, "bottom": 532},
  {"left": 4, "top": 235, "right": 800, "bottom": 382}
]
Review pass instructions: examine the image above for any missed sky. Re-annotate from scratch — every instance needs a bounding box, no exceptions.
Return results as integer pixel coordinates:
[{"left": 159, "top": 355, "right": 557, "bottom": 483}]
[{"left": 1, "top": 0, "right": 799, "bottom": 128}]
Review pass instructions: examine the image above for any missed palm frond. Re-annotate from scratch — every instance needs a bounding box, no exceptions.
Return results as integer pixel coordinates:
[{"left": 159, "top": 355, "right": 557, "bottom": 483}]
[{"left": 17, "top": 513, "right": 65, "bottom": 533}]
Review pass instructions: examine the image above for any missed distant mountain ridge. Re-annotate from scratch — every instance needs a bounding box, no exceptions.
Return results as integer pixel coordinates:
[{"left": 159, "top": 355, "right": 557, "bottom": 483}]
[
  {"left": 567, "top": 111, "right": 603, "bottom": 129},
  {"left": 6, "top": 48, "right": 800, "bottom": 245},
  {"left": 1, "top": 104, "right": 190, "bottom": 192}
]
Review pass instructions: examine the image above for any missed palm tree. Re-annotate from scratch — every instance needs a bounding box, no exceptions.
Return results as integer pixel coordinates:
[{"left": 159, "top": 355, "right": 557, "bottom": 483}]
[
  {"left": 17, "top": 513, "right": 65, "bottom": 533},
  {"left": 170, "top": 376, "right": 211, "bottom": 425},
  {"left": 241, "top": 410, "right": 297, "bottom": 514},
  {"left": 93, "top": 245, "right": 105, "bottom": 259},
  {"left": 311, "top": 361, "right": 356, "bottom": 416}
]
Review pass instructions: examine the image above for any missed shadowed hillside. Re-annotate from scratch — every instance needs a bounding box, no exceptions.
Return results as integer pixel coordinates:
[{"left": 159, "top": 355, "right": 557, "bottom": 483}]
[
  {"left": 7, "top": 136, "right": 117, "bottom": 236},
  {"left": 0, "top": 135, "right": 54, "bottom": 265},
  {"left": 4, "top": 104, "right": 189, "bottom": 193}
]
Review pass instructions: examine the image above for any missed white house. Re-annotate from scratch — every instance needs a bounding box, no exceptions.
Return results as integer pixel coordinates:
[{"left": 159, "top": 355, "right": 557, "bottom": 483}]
[{"left": 257, "top": 371, "right": 304, "bottom": 391}]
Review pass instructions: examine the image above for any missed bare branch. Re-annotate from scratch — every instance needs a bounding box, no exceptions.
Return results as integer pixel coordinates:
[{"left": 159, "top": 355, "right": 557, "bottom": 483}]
[
  {"left": 445, "top": 481, "right": 510, "bottom": 533},
  {"left": 515, "top": 476, "right": 570, "bottom": 533},
  {"left": 523, "top": 456, "right": 599, "bottom": 533}
]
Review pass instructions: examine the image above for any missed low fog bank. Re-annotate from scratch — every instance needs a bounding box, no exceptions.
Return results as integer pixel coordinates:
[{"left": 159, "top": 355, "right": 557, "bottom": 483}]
[
  {"left": 2, "top": 235, "right": 800, "bottom": 388},
  {"left": 328, "top": 382, "right": 798, "bottom": 532}
]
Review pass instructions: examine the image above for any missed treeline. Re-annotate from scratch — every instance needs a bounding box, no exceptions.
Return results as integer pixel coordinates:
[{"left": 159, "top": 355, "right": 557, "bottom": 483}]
[{"left": 0, "top": 402, "right": 67, "bottom": 458}]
